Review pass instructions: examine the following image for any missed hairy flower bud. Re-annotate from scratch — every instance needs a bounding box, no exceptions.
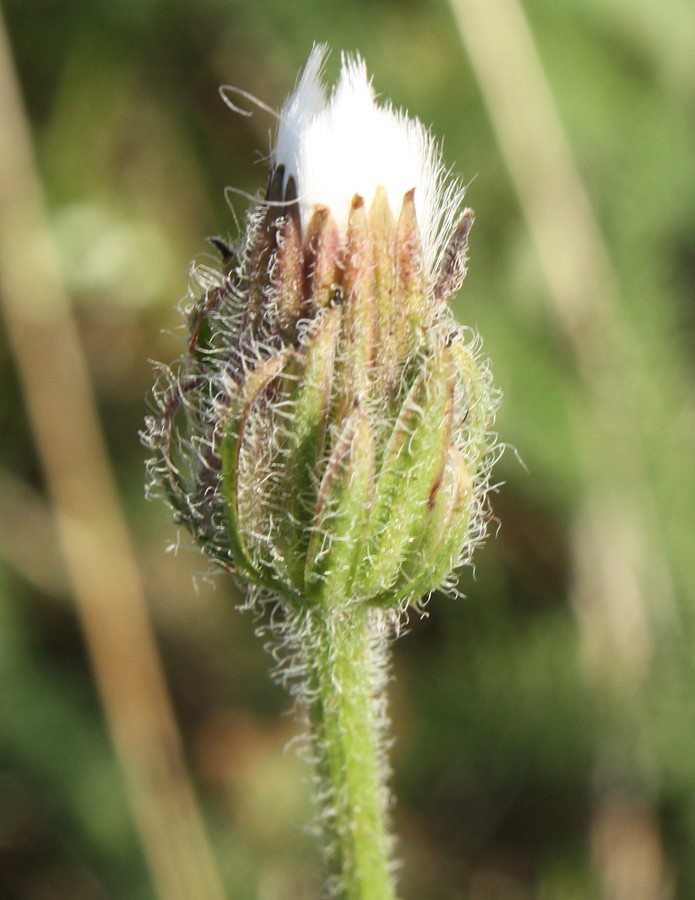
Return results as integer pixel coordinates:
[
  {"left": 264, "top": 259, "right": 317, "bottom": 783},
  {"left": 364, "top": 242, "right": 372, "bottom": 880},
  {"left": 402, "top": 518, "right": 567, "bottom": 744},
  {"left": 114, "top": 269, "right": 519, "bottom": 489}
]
[{"left": 144, "top": 46, "right": 500, "bottom": 611}]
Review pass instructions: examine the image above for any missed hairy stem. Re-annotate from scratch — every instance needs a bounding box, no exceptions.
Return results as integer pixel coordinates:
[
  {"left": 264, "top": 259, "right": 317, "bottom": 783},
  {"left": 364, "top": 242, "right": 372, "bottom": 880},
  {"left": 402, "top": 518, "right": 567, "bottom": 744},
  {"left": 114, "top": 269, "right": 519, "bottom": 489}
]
[{"left": 299, "top": 603, "right": 396, "bottom": 900}]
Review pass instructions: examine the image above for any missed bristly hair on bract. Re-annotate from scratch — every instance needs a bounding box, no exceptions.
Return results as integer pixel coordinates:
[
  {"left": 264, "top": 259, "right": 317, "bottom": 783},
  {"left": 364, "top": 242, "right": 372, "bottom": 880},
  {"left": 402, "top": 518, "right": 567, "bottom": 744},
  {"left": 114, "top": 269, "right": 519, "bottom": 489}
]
[{"left": 142, "top": 45, "right": 502, "bottom": 620}]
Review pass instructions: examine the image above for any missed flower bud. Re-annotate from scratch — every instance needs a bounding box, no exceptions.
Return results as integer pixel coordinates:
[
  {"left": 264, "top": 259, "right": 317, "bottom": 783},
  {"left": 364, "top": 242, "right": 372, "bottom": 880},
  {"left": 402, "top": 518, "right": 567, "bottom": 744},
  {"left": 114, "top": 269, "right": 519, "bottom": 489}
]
[{"left": 143, "top": 46, "right": 500, "bottom": 611}]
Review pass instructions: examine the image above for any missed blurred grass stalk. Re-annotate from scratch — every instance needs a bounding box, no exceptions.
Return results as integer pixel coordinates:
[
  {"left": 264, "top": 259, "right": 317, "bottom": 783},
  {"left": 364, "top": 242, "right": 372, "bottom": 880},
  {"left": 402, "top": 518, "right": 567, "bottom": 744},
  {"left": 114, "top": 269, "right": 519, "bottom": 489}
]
[
  {"left": 449, "top": 0, "right": 675, "bottom": 896},
  {"left": 0, "top": 13, "right": 225, "bottom": 900}
]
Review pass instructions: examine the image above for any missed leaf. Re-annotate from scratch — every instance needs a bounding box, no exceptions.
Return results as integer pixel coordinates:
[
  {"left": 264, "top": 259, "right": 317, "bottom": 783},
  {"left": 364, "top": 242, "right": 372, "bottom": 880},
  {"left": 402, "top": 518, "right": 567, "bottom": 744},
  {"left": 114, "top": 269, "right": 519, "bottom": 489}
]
[
  {"left": 220, "top": 349, "right": 297, "bottom": 594},
  {"left": 357, "top": 344, "right": 455, "bottom": 598},
  {"left": 305, "top": 408, "right": 376, "bottom": 603},
  {"left": 387, "top": 447, "right": 473, "bottom": 605},
  {"left": 269, "top": 308, "right": 342, "bottom": 591}
]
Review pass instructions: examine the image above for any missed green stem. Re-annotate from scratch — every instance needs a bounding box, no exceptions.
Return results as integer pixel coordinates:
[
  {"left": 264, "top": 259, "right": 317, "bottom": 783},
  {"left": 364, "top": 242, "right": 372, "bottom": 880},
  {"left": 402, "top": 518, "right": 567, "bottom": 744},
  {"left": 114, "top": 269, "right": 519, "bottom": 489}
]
[{"left": 299, "top": 603, "right": 396, "bottom": 900}]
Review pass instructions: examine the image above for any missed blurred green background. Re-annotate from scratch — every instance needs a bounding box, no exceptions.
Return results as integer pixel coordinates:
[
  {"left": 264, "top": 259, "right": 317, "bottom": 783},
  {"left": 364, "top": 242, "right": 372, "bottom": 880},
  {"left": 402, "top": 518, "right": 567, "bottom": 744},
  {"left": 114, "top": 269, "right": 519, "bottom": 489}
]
[{"left": 1, "top": 0, "right": 694, "bottom": 897}]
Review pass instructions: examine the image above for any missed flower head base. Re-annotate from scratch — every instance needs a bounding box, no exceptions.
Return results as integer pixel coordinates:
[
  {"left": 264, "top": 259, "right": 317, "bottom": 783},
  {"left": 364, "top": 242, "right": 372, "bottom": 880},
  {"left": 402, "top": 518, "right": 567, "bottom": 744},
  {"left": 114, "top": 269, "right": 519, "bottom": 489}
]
[{"left": 143, "top": 48, "right": 500, "bottom": 612}]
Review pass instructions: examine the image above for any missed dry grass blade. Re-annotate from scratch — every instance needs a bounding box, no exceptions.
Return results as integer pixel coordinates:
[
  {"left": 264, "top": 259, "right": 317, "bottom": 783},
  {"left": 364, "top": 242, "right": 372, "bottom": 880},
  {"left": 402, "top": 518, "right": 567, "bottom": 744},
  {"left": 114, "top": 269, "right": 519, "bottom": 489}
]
[
  {"left": 449, "top": 0, "right": 676, "bottom": 896},
  {"left": 0, "top": 12, "right": 225, "bottom": 900}
]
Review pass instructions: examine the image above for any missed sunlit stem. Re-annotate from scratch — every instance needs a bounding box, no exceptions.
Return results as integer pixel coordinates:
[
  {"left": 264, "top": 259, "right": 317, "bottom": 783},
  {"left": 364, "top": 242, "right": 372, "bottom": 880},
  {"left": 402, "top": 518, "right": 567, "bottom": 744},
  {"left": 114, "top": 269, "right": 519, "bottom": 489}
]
[{"left": 299, "top": 603, "right": 396, "bottom": 900}]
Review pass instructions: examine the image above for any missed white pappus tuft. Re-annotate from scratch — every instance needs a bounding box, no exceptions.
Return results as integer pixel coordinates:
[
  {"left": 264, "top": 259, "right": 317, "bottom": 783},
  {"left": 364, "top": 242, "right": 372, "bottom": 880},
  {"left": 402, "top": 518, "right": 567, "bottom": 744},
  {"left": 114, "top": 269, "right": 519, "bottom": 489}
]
[{"left": 273, "top": 44, "right": 466, "bottom": 275}]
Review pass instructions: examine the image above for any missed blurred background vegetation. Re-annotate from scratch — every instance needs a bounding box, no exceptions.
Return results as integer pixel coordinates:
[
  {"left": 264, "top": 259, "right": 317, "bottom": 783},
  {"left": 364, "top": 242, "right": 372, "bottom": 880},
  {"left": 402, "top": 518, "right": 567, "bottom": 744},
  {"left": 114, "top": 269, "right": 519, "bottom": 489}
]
[{"left": 1, "top": 0, "right": 694, "bottom": 897}]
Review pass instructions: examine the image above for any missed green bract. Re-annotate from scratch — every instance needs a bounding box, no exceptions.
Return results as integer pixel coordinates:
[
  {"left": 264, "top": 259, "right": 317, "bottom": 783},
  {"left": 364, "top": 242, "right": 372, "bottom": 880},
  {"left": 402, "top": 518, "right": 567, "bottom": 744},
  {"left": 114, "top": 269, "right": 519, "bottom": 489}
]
[{"left": 145, "top": 176, "right": 499, "bottom": 612}]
